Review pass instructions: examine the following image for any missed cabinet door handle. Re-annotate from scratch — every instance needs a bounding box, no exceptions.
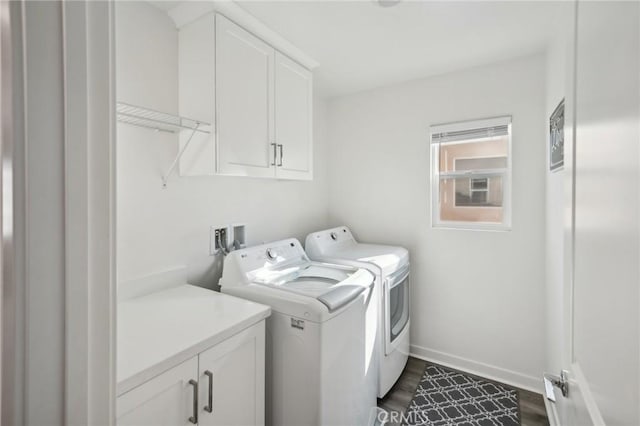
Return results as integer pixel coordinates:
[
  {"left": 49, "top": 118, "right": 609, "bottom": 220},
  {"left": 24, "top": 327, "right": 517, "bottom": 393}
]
[
  {"left": 277, "top": 144, "right": 283, "bottom": 167},
  {"left": 270, "top": 143, "right": 277, "bottom": 166},
  {"left": 188, "top": 379, "right": 198, "bottom": 424},
  {"left": 204, "top": 370, "right": 213, "bottom": 413}
]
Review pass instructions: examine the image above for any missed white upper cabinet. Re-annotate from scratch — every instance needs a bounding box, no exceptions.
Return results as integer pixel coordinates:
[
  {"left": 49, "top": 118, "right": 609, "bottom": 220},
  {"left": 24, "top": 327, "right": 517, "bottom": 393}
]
[
  {"left": 274, "top": 52, "right": 313, "bottom": 180},
  {"left": 214, "top": 14, "right": 313, "bottom": 180},
  {"left": 215, "top": 14, "right": 276, "bottom": 178},
  {"left": 178, "top": 13, "right": 313, "bottom": 180}
]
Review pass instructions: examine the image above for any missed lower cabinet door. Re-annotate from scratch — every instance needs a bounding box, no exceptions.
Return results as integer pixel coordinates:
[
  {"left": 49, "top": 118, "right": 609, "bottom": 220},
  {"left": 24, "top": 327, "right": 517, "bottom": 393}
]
[
  {"left": 197, "top": 321, "right": 266, "bottom": 426},
  {"left": 117, "top": 357, "right": 199, "bottom": 426}
]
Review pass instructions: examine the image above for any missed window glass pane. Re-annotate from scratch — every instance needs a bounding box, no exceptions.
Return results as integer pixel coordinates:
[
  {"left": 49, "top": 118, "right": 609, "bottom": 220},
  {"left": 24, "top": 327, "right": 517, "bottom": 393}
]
[
  {"left": 439, "top": 136, "right": 508, "bottom": 173},
  {"left": 470, "top": 190, "right": 488, "bottom": 204},
  {"left": 456, "top": 157, "right": 507, "bottom": 171},
  {"left": 439, "top": 176, "right": 504, "bottom": 223},
  {"left": 471, "top": 178, "right": 488, "bottom": 190}
]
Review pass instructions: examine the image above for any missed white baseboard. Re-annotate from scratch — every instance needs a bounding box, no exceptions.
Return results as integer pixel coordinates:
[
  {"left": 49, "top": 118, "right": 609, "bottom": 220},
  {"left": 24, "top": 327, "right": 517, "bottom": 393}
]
[{"left": 410, "top": 344, "right": 542, "bottom": 395}]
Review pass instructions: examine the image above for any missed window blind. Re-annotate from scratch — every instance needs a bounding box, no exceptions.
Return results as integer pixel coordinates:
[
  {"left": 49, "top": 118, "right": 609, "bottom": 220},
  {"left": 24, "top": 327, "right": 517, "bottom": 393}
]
[{"left": 430, "top": 116, "right": 511, "bottom": 144}]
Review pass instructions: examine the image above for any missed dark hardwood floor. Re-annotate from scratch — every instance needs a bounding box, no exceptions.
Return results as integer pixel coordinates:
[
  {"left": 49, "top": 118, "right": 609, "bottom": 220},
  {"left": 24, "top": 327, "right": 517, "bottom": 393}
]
[{"left": 377, "top": 357, "right": 549, "bottom": 426}]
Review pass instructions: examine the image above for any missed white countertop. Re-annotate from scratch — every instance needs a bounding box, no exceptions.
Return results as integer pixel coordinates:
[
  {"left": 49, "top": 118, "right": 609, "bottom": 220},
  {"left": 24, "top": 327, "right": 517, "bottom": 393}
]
[{"left": 117, "top": 284, "right": 270, "bottom": 396}]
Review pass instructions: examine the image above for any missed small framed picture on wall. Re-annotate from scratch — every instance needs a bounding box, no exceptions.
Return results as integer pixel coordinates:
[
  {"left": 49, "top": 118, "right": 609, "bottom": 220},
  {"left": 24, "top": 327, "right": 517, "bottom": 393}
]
[{"left": 550, "top": 99, "right": 565, "bottom": 172}]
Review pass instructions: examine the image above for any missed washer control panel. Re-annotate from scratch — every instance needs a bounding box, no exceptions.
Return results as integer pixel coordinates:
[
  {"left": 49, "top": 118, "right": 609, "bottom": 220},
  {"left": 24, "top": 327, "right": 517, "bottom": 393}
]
[
  {"left": 266, "top": 248, "right": 277, "bottom": 260},
  {"left": 236, "top": 239, "right": 308, "bottom": 270},
  {"left": 222, "top": 238, "right": 310, "bottom": 287}
]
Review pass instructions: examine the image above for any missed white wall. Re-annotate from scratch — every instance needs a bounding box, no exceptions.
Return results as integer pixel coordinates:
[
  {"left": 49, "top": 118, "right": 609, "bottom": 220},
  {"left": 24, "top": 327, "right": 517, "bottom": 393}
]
[
  {"left": 115, "top": 2, "right": 330, "bottom": 293},
  {"left": 326, "top": 55, "right": 547, "bottom": 391}
]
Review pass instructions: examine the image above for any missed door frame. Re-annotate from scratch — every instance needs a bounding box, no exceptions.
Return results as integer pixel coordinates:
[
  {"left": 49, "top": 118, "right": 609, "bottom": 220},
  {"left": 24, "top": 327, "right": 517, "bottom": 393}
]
[
  {"left": 1, "top": 0, "right": 19, "bottom": 422},
  {"left": 1, "top": 1, "right": 116, "bottom": 424},
  {"left": 62, "top": 1, "right": 116, "bottom": 424}
]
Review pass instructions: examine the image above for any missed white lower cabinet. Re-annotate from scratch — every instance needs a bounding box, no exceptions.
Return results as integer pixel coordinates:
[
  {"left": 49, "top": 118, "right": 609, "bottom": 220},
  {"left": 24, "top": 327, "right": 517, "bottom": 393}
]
[
  {"left": 117, "top": 321, "right": 265, "bottom": 426},
  {"left": 198, "top": 322, "right": 265, "bottom": 426},
  {"left": 117, "top": 357, "right": 198, "bottom": 426}
]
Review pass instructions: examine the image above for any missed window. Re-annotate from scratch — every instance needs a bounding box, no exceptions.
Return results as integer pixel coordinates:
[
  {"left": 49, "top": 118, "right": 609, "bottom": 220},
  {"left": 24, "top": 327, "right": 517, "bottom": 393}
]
[{"left": 430, "top": 116, "right": 511, "bottom": 230}]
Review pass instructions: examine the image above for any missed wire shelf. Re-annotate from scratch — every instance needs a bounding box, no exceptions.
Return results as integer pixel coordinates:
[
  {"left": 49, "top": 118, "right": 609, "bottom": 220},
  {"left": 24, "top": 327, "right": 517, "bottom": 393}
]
[{"left": 116, "top": 102, "right": 211, "bottom": 134}]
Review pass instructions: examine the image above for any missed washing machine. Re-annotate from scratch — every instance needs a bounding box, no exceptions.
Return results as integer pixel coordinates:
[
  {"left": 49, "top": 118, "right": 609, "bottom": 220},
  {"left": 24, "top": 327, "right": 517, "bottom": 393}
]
[
  {"left": 305, "top": 227, "right": 410, "bottom": 398},
  {"left": 219, "top": 238, "right": 377, "bottom": 426}
]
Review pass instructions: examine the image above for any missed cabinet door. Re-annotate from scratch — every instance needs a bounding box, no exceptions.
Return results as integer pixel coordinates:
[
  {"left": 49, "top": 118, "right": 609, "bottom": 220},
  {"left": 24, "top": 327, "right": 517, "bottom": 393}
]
[
  {"left": 117, "top": 357, "right": 198, "bottom": 426},
  {"left": 274, "top": 52, "right": 313, "bottom": 180},
  {"left": 215, "top": 14, "right": 275, "bottom": 178},
  {"left": 198, "top": 321, "right": 265, "bottom": 426},
  {"left": 178, "top": 13, "right": 216, "bottom": 176}
]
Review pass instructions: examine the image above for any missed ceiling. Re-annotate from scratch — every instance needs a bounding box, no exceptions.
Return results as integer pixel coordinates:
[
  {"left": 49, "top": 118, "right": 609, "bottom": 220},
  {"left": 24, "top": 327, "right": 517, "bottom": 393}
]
[
  {"left": 148, "top": 1, "right": 182, "bottom": 12},
  {"left": 153, "top": 1, "right": 565, "bottom": 98}
]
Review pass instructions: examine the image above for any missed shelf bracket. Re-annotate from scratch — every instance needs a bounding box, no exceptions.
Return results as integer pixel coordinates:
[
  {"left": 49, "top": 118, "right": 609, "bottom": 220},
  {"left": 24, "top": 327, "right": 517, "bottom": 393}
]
[{"left": 161, "top": 123, "right": 201, "bottom": 188}]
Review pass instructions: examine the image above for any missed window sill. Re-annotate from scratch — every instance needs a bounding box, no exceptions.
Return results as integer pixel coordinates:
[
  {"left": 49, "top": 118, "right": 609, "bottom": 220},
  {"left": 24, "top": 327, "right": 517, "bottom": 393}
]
[{"left": 432, "top": 221, "right": 511, "bottom": 232}]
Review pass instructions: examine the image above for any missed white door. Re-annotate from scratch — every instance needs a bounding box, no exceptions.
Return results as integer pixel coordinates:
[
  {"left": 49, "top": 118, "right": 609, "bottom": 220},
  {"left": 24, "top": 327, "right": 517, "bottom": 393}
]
[
  {"left": 215, "top": 14, "right": 275, "bottom": 178},
  {"left": 198, "top": 322, "right": 266, "bottom": 426},
  {"left": 116, "top": 357, "right": 199, "bottom": 426},
  {"left": 274, "top": 52, "right": 313, "bottom": 180},
  {"left": 548, "top": 2, "right": 640, "bottom": 425}
]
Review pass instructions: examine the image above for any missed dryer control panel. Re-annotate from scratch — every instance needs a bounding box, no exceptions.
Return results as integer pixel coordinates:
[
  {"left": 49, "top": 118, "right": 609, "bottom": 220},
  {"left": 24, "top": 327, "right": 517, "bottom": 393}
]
[{"left": 305, "top": 226, "right": 357, "bottom": 257}]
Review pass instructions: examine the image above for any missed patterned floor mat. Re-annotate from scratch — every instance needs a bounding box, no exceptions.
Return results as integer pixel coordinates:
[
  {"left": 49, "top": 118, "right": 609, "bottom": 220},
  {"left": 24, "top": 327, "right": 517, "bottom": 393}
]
[{"left": 402, "top": 364, "right": 519, "bottom": 425}]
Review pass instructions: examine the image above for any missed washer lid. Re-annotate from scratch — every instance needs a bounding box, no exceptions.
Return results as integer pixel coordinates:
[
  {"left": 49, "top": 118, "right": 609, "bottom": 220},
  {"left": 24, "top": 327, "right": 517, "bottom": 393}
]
[
  {"left": 220, "top": 238, "right": 374, "bottom": 313},
  {"left": 254, "top": 264, "right": 373, "bottom": 313}
]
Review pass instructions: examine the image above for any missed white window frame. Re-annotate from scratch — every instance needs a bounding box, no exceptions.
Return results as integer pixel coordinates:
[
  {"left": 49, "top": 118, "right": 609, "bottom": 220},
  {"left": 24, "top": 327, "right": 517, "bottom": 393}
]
[{"left": 430, "top": 116, "right": 512, "bottom": 231}]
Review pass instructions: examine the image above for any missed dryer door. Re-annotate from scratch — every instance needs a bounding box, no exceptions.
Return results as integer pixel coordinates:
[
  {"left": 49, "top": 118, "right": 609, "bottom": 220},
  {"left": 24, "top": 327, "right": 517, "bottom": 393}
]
[{"left": 384, "top": 264, "right": 410, "bottom": 355}]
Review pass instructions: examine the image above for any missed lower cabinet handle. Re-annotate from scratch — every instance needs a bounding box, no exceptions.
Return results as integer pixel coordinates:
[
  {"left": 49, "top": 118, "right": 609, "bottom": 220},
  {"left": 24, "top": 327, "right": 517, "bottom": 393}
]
[
  {"left": 270, "top": 143, "right": 277, "bottom": 166},
  {"left": 188, "top": 379, "right": 198, "bottom": 424},
  {"left": 204, "top": 370, "right": 213, "bottom": 413},
  {"left": 277, "top": 144, "right": 283, "bottom": 167}
]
